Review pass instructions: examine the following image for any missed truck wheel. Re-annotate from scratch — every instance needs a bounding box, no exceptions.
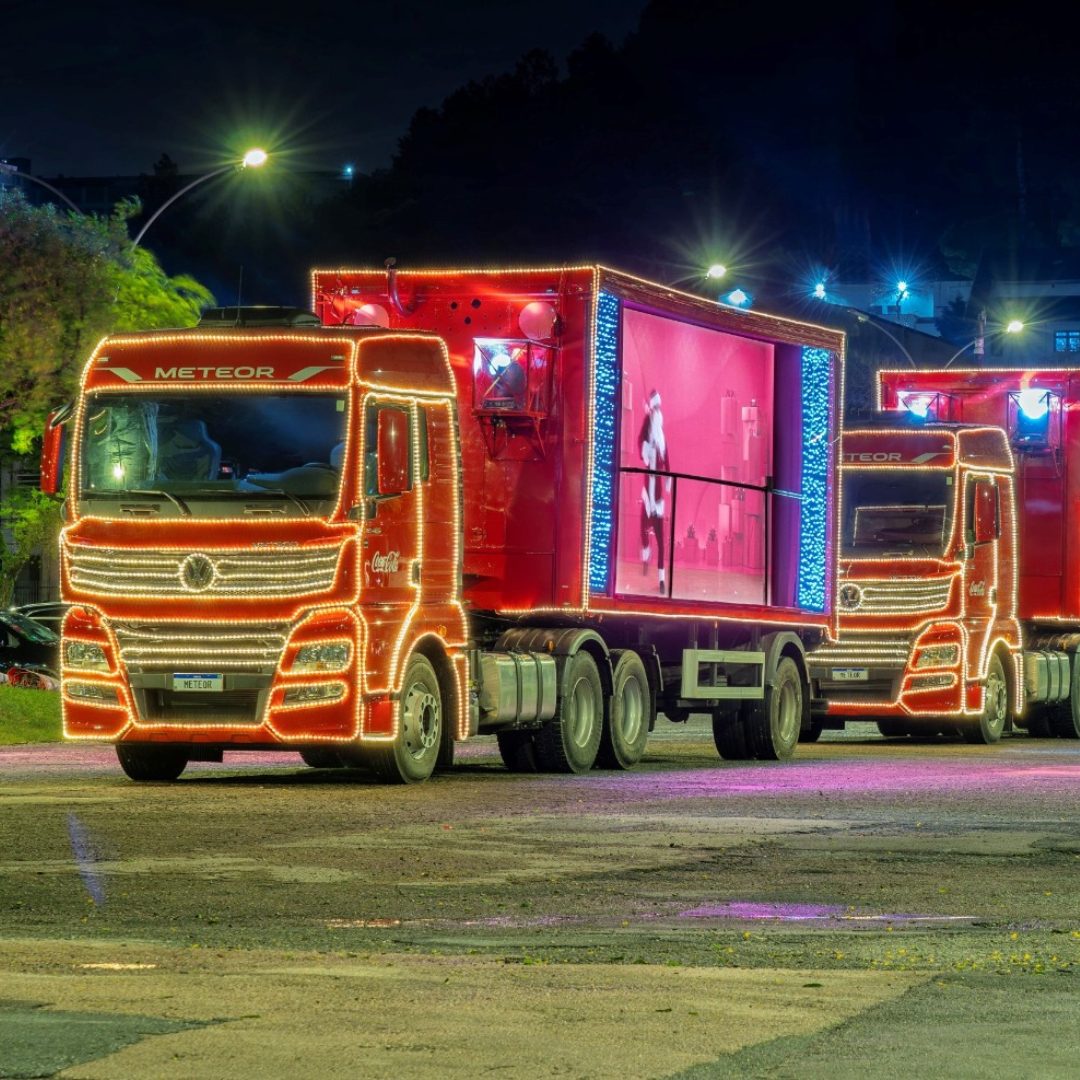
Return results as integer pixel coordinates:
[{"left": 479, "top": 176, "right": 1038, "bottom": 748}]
[
  {"left": 963, "top": 652, "right": 1009, "bottom": 744},
  {"left": 299, "top": 748, "right": 343, "bottom": 769},
  {"left": 535, "top": 651, "right": 603, "bottom": 773},
  {"left": 367, "top": 653, "right": 443, "bottom": 783},
  {"left": 115, "top": 744, "right": 188, "bottom": 782},
  {"left": 712, "top": 708, "right": 751, "bottom": 760},
  {"left": 496, "top": 730, "right": 538, "bottom": 772},
  {"left": 596, "top": 650, "right": 651, "bottom": 769},
  {"left": 745, "top": 656, "right": 803, "bottom": 761}
]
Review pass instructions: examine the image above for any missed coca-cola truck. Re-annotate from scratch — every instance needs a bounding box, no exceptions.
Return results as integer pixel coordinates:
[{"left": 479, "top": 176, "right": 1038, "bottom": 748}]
[
  {"left": 808, "top": 365, "right": 1080, "bottom": 742},
  {"left": 808, "top": 420, "right": 1022, "bottom": 742},
  {"left": 42, "top": 267, "right": 843, "bottom": 782}
]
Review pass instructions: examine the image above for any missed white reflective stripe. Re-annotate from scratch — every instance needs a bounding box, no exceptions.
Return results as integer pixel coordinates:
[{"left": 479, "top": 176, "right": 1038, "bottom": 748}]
[{"left": 288, "top": 365, "right": 337, "bottom": 382}]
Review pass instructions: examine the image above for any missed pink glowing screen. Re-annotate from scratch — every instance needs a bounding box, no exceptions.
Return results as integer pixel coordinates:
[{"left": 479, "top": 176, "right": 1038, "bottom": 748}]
[{"left": 615, "top": 307, "right": 774, "bottom": 603}]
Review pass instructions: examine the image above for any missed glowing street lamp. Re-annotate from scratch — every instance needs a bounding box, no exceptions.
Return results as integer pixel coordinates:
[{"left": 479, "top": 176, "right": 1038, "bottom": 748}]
[
  {"left": 131, "top": 148, "right": 269, "bottom": 248},
  {"left": 706, "top": 263, "right": 728, "bottom": 280},
  {"left": 944, "top": 313, "right": 1024, "bottom": 368}
]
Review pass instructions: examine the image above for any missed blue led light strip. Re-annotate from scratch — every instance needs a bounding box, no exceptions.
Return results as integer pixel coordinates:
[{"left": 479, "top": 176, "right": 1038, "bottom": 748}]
[
  {"left": 796, "top": 346, "right": 832, "bottom": 612},
  {"left": 589, "top": 291, "right": 620, "bottom": 594}
]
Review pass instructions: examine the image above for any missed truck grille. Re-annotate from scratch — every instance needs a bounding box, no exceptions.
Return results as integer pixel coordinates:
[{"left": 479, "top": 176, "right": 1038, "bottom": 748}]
[
  {"left": 139, "top": 688, "right": 265, "bottom": 726},
  {"left": 65, "top": 544, "right": 340, "bottom": 599},
  {"left": 839, "top": 576, "right": 954, "bottom": 615},
  {"left": 809, "top": 635, "right": 909, "bottom": 702},
  {"left": 115, "top": 622, "right": 286, "bottom": 727},
  {"left": 113, "top": 622, "right": 288, "bottom": 673},
  {"left": 810, "top": 636, "right": 912, "bottom": 668}
]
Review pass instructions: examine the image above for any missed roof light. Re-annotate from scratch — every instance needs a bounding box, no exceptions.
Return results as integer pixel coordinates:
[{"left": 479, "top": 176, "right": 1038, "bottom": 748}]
[
  {"left": 1017, "top": 388, "right": 1049, "bottom": 421},
  {"left": 899, "top": 391, "right": 935, "bottom": 420}
]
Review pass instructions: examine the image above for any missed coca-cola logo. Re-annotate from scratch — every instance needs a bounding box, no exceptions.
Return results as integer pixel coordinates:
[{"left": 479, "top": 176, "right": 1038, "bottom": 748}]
[{"left": 368, "top": 551, "right": 401, "bottom": 575}]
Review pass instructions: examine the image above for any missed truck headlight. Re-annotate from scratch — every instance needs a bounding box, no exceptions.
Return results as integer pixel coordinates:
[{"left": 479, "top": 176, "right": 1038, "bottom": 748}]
[
  {"left": 67, "top": 681, "right": 119, "bottom": 703},
  {"left": 65, "top": 641, "right": 109, "bottom": 671},
  {"left": 292, "top": 643, "right": 350, "bottom": 672},
  {"left": 283, "top": 683, "right": 346, "bottom": 705},
  {"left": 914, "top": 643, "right": 960, "bottom": 669}
]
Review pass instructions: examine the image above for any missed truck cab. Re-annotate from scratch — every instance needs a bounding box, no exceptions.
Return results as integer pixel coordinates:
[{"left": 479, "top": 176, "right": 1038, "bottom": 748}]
[
  {"left": 42, "top": 311, "right": 469, "bottom": 782},
  {"left": 808, "top": 422, "right": 1022, "bottom": 741}
]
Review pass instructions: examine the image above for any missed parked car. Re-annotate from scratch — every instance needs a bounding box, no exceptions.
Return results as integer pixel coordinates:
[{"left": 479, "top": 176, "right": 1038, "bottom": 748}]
[
  {"left": 9, "top": 602, "right": 71, "bottom": 633},
  {"left": 0, "top": 610, "right": 60, "bottom": 679}
]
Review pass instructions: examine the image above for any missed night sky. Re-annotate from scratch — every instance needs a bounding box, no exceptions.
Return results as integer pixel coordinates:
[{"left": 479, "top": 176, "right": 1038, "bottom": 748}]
[
  {"left": 2, "top": 0, "right": 643, "bottom": 177},
  {"left": 7, "top": 1, "right": 1080, "bottom": 314}
]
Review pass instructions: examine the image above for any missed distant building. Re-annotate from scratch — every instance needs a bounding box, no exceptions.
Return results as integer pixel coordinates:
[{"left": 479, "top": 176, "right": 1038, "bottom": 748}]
[
  {"left": 816, "top": 277, "right": 973, "bottom": 338},
  {"left": 969, "top": 248, "right": 1080, "bottom": 366}
]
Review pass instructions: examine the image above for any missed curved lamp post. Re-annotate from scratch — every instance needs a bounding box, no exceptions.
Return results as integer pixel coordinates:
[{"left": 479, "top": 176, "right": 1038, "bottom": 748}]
[
  {"left": 944, "top": 312, "right": 1024, "bottom": 368},
  {"left": 849, "top": 309, "right": 916, "bottom": 368},
  {"left": 0, "top": 161, "right": 81, "bottom": 214},
  {"left": 131, "top": 148, "right": 268, "bottom": 248}
]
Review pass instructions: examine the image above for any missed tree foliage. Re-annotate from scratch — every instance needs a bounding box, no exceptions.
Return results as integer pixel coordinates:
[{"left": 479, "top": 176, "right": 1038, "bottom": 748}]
[
  {"left": 0, "top": 191, "right": 213, "bottom": 453},
  {"left": 0, "top": 191, "right": 213, "bottom": 603}
]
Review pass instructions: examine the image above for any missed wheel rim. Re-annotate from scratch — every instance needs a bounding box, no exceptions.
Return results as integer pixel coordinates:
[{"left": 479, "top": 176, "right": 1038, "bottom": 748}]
[
  {"left": 403, "top": 683, "right": 440, "bottom": 760},
  {"left": 776, "top": 678, "right": 801, "bottom": 745},
  {"left": 569, "top": 677, "right": 598, "bottom": 749},
  {"left": 985, "top": 667, "right": 1007, "bottom": 735},
  {"left": 618, "top": 677, "right": 644, "bottom": 746}
]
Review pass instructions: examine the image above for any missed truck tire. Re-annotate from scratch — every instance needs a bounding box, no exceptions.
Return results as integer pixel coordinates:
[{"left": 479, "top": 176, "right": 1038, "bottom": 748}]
[
  {"left": 963, "top": 652, "right": 1009, "bottom": 744},
  {"left": 299, "top": 748, "right": 343, "bottom": 769},
  {"left": 712, "top": 708, "right": 751, "bottom": 760},
  {"left": 366, "top": 653, "right": 443, "bottom": 783},
  {"left": 496, "top": 730, "right": 538, "bottom": 772},
  {"left": 744, "top": 655, "right": 803, "bottom": 761},
  {"left": 596, "top": 650, "right": 651, "bottom": 769},
  {"left": 115, "top": 744, "right": 188, "bottom": 782},
  {"left": 534, "top": 650, "right": 603, "bottom": 773}
]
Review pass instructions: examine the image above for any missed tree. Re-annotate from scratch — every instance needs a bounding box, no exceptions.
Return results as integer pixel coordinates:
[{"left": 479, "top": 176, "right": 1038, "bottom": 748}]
[{"left": 0, "top": 191, "right": 214, "bottom": 603}]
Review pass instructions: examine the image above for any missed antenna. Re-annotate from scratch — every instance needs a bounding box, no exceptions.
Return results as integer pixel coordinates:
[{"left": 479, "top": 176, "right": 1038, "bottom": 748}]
[{"left": 235, "top": 265, "right": 243, "bottom": 324}]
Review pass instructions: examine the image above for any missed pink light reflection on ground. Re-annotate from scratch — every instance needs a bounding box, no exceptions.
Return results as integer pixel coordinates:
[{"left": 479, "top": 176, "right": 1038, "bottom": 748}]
[
  {"left": 577, "top": 755, "right": 1080, "bottom": 801},
  {"left": 676, "top": 901, "right": 977, "bottom": 925}
]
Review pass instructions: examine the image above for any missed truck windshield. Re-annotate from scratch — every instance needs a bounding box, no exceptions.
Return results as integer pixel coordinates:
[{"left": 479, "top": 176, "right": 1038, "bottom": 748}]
[
  {"left": 841, "top": 470, "right": 954, "bottom": 557},
  {"left": 77, "top": 392, "right": 348, "bottom": 518}
]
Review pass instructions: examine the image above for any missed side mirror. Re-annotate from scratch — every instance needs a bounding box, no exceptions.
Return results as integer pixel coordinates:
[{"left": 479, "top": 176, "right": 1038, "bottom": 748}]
[
  {"left": 973, "top": 481, "right": 999, "bottom": 544},
  {"left": 40, "top": 403, "right": 72, "bottom": 496},
  {"left": 376, "top": 408, "right": 410, "bottom": 496}
]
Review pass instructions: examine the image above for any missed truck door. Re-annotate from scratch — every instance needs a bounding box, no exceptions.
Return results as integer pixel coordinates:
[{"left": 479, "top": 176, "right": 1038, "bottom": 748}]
[
  {"left": 964, "top": 475, "right": 1000, "bottom": 683},
  {"left": 361, "top": 399, "right": 422, "bottom": 608}
]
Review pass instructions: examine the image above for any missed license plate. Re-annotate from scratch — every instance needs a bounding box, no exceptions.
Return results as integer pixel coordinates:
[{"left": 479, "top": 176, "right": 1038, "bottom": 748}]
[
  {"left": 173, "top": 673, "right": 224, "bottom": 692},
  {"left": 832, "top": 668, "right": 869, "bottom": 682}
]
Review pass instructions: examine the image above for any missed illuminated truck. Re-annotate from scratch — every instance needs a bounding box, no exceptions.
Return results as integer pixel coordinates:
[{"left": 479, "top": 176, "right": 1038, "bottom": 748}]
[
  {"left": 809, "top": 366, "right": 1080, "bottom": 742},
  {"left": 42, "top": 267, "right": 844, "bottom": 782},
  {"left": 807, "top": 421, "right": 1022, "bottom": 742}
]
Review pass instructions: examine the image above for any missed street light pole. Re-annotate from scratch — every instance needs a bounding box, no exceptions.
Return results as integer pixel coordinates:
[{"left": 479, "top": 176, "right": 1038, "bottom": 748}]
[
  {"left": 945, "top": 311, "right": 1021, "bottom": 368},
  {"left": 131, "top": 148, "right": 268, "bottom": 248},
  {"left": 0, "top": 162, "right": 81, "bottom": 214},
  {"left": 850, "top": 310, "right": 916, "bottom": 368}
]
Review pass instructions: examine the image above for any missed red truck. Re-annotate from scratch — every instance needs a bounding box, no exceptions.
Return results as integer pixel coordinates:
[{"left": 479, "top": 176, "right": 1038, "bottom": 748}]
[
  {"left": 42, "top": 267, "right": 844, "bottom": 782},
  {"left": 808, "top": 420, "right": 1021, "bottom": 742},
  {"left": 808, "top": 366, "right": 1080, "bottom": 742}
]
